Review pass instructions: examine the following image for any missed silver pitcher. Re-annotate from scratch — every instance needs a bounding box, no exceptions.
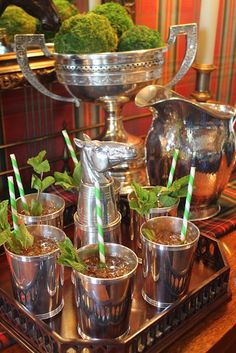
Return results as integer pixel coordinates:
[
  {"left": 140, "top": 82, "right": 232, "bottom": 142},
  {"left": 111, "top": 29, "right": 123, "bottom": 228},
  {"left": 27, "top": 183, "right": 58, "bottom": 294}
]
[{"left": 135, "top": 85, "right": 236, "bottom": 220}]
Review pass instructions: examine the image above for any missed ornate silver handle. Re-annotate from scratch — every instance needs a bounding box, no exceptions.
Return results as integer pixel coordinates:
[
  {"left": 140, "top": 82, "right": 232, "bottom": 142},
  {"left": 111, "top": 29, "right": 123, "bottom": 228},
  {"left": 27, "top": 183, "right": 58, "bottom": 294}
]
[
  {"left": 165, "top": 23, "right": 197, "bottom": 88},
  {"left": 15, "top": 34, "right": 79, "bottom": 105}
]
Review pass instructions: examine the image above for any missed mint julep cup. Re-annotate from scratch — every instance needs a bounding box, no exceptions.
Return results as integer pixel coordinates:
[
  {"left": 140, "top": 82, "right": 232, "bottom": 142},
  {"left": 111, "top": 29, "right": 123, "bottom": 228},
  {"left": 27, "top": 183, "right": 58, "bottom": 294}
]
[
  {"left": 4, "top": 224, "right": 65, "bottom": 319},
  {"left": 16, "top": 193, "right": 65, "bottom": 229},
  {"left": 128, "top": 187, "right": 179, "bottom": 263},
  {"left": 73, "top": 243, "right": 138, "bottom": 339},
  {"left": 141, "top": 216, "right": 200, "bottom": 308}
]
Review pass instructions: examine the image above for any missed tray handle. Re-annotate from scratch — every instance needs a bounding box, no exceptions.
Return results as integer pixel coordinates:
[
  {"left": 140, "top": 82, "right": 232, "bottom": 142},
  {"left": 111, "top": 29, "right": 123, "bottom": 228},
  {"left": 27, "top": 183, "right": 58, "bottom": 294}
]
[
  {"left": 165, "top": 23, "right": 197, "bottom": 88},
  {"left": 15, "top": 34, "right": 79, "bottom": 106}
]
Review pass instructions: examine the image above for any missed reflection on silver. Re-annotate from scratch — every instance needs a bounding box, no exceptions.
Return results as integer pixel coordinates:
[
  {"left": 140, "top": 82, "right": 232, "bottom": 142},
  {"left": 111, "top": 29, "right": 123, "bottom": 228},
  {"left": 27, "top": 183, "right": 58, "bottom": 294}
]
[{"left": 136, "top": 85, "right": 236, "bottom": 220}]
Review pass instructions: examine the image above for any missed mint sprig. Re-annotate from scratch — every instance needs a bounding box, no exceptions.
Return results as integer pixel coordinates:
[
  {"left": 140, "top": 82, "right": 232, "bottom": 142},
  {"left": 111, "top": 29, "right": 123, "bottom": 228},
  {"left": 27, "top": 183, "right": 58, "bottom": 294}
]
[
  {"left": 27, "top": 150, "right": 55, "bottom": 216},
  {"left": 54, "top": 162, "right": 82, "bottom": 190},
  {"left": 129, "top": 176, "right": 189, "bottom": 217},
  {"left": 0, "top": 200, "right": 34, "bottom": 254},
  {"left": 57, "top": 236, "right": 86, "bottom": 273}
]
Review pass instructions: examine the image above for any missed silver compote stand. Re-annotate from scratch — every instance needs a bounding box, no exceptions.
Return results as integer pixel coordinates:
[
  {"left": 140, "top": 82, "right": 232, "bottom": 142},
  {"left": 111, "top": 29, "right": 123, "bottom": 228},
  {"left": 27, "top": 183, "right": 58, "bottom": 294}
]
[{"left": 14, "top": 23, "right": 197, "bottom": 194}]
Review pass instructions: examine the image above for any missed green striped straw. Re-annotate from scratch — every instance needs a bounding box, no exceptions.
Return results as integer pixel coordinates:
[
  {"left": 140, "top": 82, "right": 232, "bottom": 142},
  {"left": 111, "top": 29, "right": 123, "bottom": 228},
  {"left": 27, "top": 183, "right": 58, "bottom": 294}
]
[
  {"left": 7, "top": 176, "right": 19, "bottom": 233},
  {"left": 167, "top": 149, "right": 179, "bottom": 187},
  {"left": 180, "top": 166, "right": 196, "bottom": 241},
  {"left": 95, "top": 181, "right": 106, "bottom": 265},
  {"left": 10, "top": 154, "right": 29, "bottom": 214},
  {"left": 62, "top": 130, "right": 79, "bottom": 166}
]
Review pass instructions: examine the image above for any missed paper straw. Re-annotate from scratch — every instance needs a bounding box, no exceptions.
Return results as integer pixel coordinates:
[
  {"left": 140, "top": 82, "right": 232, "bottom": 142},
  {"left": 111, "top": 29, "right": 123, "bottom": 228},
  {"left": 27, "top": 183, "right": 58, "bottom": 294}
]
[
  {"left": 94, "top": 181, "right": 105, "bottom": 265},
  {"left": 7, "top": 176, "right": 19, "bottom": 233},
  {"left": 10, "top": 154, "right": 29, "bottom": 214},
  {"left": 167, "top": 149, "right": 179, "bottom": 188},
  {"left": 62, "top": 130, "right": 79, "bottom": 166},
  {"left": 180, "top": 166, "right": 196, "bottom": 241}
]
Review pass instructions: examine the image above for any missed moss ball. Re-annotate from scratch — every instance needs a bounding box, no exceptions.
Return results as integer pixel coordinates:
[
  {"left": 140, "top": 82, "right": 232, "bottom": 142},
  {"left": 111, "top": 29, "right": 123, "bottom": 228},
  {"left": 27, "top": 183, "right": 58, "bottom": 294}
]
[
  {"left": 92, "top": 2, "right": 133, "bottom": 38},
  {"left": 54, "top": 13, "right": 118, "bottom": 54},
  {"left": 54, "top": 0, "right": 78, "bottom": 21},
  {"left": 118, "top": 25, "right": 164, "bottom": 52},
  {"left": 0, "top": 6, "right": 37, "bottom": 43}
]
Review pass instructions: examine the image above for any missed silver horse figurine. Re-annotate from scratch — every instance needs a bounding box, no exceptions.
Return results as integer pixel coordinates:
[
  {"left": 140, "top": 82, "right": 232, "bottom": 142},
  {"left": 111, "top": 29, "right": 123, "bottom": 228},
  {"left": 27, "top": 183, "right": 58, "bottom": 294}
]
[{"left": 74, "top": 134, "right": 137, "bottom": 247}]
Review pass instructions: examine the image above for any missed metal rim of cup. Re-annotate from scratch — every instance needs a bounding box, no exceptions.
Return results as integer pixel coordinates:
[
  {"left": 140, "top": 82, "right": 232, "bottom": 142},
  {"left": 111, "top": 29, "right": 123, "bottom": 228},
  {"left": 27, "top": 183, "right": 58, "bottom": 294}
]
[
  {"left": 4, "top": 224, "right": 65, "bottom": 260},
  {"left": 74, "top": 243, "right": 138, "bottom": 284},
  {"left": 16, "top": 193, "right": 65, "bottom": 221},
  {"left": 140, "top": 216, "right": 200, "bottom": 250}
]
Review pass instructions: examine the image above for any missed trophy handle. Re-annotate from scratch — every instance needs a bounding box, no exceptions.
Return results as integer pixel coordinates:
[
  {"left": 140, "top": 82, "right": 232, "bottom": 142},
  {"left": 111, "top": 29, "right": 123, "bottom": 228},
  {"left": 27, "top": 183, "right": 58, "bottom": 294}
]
[
  {"left": 165, "top": 23, "right": 197, "bottom": 88},
  {"left": 15, "top": 34, "right": 79, "bottom": 106}
]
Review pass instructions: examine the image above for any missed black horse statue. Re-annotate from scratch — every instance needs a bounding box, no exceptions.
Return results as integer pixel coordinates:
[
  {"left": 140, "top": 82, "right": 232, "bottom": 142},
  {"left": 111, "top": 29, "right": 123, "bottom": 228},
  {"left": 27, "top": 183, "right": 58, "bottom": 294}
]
[{"left": 0, "top": 0, "right": 61, "bottom": 31}]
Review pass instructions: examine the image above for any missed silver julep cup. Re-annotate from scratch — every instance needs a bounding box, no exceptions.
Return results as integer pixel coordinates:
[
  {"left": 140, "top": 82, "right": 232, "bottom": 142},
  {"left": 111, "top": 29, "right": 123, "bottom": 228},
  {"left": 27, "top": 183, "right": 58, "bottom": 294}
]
[
  {"left": 5, "top": 224, "right": 65, "bottom": 319},
  {"left": 77, "top": 179, "right": 119, "bottom": 226},
  {"left": 128, "top": 188, "right": 179, "bottom": 263},
  {"left": 73, "top": 243, "right": 138, "bottom": 339},
  {"left": 74, "top": 211, "right": 122, "bottom": 248},
  {"left": 16, "top": 193, "right": 65, "bottom": 229},
  {"left": 141, "top": 216, "right": 199, "bottom": 308}
]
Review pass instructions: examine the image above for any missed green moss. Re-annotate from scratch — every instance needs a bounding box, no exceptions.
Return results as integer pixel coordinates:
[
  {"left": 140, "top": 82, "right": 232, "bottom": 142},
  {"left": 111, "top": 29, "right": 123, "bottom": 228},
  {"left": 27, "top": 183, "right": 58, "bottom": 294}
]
[
  {"left": 0, "top": 6, "right": 37, "bottom": 43},
  {"left": 54, "top": 13, "right": 118, "bottom": 54},
  {"left": 54, "top": 0, "right": 78, "bottom": 21},
  {"left": 118, "top": 25, "right": 165, "bottom": 51},
  {"left": 92, "top": 2, "right": 133, "bottom": 38}
]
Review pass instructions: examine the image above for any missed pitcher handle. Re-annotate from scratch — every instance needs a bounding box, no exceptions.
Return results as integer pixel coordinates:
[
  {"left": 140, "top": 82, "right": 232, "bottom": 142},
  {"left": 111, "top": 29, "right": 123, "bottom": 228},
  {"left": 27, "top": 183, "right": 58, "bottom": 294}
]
[
  {"left": 15, "top": 34, "right": 79, "bottom": 106},
  {"left": 165, "top": 23, "right": 197, "bottom": 88}
]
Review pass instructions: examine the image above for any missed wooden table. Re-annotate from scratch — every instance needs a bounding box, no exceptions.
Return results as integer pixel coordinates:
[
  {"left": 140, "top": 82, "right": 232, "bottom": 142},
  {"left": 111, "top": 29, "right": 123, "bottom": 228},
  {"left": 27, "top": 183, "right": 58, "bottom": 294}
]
[{"left": 1, "top": 230, "right": 236, "bottom": 353}]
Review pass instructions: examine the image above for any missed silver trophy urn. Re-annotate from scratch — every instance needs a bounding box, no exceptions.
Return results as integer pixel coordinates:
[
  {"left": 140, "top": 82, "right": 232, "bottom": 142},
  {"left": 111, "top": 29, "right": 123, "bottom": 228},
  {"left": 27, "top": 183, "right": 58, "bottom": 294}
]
[{"left": 15, "top": 23, "right": 197, "bottom": 194}]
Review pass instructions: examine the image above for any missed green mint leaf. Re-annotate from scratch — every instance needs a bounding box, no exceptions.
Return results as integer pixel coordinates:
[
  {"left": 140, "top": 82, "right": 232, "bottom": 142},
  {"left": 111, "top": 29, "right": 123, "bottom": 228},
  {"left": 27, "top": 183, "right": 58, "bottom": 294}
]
[
  {"left": 57, "top": 236, "right": 86, "bottom": 272},
  {"left": 31, "top": 174, "right": 42, "bottom": 192},
  {"left": 54, "top": 171, "right": 75, "bottom": 190},
  {"left": 14, "top": 223, "right": 34, "bottom": 249},
  {"left": 41, "top": 176, "right": 55, "bottom": 192},
  {"left": 72, "top": 163, "right": 82, "bottom": 187},
  {"left": 5, "top": 235, "right": 22, "bottom": 254},
  {"left": 0, "top": 200, "right": 10, "bottom": 232},
  {"left": 30, "top": 199, "right": 43, "bottom": 216},
  {"left": 0, "top": 228, "right": 12, "bottom": 247},
  {"left": 142, "top": 228, "right": 156, "bottom": 241},
  {"left": 159, "top": 194, "right": 178, "bottom": 207},
  {"left": 27, "top": 150, "right": 50, "bottom": 174},
  {"left": 177, "top": 185, "right": 188, "bottom": 198},
  {"left": 171, "top": 175, "right": 189, "bottom": 192},
  {"left": 130, "top": 181, "right": 158, "bottom": 216}
]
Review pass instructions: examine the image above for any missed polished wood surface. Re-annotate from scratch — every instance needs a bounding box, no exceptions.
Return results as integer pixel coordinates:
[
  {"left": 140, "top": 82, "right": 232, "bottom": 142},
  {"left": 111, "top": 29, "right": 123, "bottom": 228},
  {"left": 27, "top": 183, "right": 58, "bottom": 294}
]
[{"left": 1, "top": 230, "right": 236, "bottom": 353}]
